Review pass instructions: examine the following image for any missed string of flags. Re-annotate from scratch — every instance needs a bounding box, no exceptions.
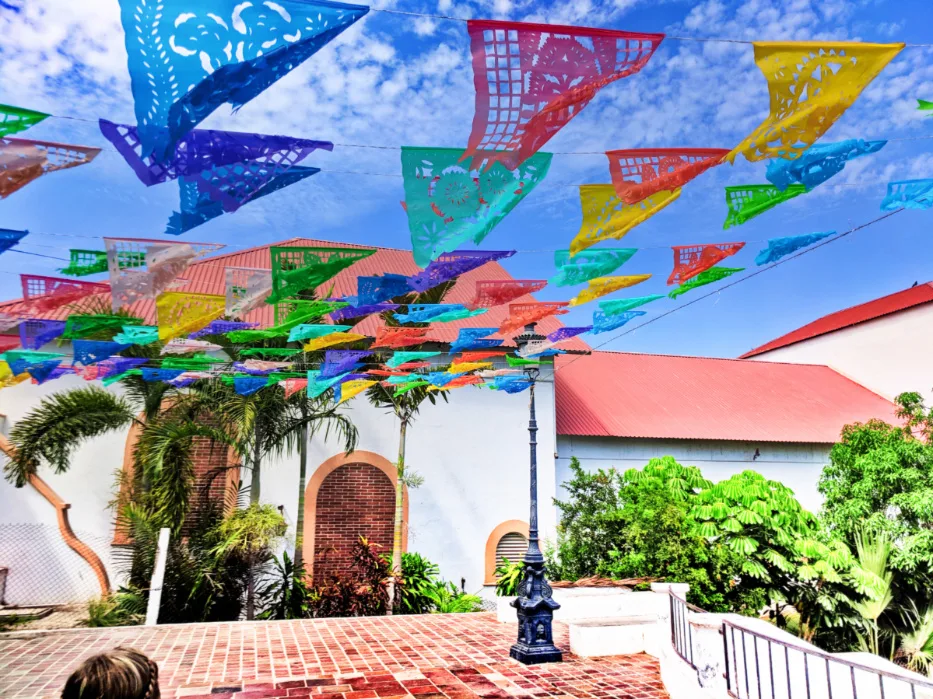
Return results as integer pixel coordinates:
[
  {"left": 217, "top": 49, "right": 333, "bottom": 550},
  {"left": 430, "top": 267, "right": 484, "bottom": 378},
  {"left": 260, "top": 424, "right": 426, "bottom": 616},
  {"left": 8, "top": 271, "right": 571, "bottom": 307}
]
[{"left": 0, "top": 6, "right": 930, "bottom": 399}]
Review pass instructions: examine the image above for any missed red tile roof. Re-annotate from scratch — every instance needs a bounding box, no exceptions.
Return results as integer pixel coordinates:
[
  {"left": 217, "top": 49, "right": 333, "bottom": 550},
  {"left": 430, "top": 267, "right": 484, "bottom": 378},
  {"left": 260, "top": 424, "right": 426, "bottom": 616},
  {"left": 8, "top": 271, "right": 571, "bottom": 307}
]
[
  {"left": 0, "top": 238, "right": 589, "bottom": 350},
  {"left": 555, "top": 351, "right": 899, "bottom": 443},
  {"left": 741, "top": 282, "right": 933, "bottom": 358}
]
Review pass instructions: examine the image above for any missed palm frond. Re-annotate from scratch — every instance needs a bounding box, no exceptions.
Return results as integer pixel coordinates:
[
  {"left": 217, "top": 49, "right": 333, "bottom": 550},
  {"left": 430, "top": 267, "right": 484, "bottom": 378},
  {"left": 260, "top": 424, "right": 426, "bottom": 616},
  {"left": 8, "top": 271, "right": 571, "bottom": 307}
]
[
  {"left": 6, "top": 386, "right": 137, "bottom": 487},
  {"left": 134, "top": 418, "right": 241, "bottom": 534}
]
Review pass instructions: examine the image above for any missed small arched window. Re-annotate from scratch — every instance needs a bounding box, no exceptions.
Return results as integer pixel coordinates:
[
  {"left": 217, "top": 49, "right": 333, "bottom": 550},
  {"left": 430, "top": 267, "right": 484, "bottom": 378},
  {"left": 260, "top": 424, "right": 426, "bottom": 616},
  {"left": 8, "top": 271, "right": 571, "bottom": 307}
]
[
  {"left": 484, "top": 520, "right": 529, "bottom": 584},
  {"left": 495, "top": 532, "right": 528, "bottom": 570}
]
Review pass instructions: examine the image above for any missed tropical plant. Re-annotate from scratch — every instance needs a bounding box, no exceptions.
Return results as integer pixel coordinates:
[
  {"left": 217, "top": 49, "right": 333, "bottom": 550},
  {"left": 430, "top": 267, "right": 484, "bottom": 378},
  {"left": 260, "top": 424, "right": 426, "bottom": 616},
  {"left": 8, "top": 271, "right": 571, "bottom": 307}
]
[
  {"left": 313, "top": 537, "right": 391, "bottom": 617},
  {"left": 211, "top": 503, "right": 287, "bottom": 619},
  {"left": 177, "top": 375, "right": 357, "bottom": 567},
  {"left": 424, "top": 582, "right": 482, "bottom": 614},
  {"left": 851, "top": 528, "right": 896, "bottom": 656},
  {"left": 398, "top": 552, "right": 441, "bottom": 614},
  {"left": 84, "top": 588, "right": 147, "bottom": 627},
  {"left": 4, "top": 386, "right": 139, "bottom": 487},
  {"left": 495, "top": 558, "right": 524, "bottom": 597},
  {"left": 258, "top": 552, "right": 313, "bottom": 620}
]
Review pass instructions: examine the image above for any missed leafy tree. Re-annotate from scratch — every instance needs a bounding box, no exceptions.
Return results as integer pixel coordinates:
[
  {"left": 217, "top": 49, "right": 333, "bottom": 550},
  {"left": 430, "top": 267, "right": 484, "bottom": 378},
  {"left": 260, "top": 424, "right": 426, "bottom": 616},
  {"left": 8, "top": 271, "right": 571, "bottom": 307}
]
[
  {"left": 551, "top": 459, "right": 626, "bottom": 580},
  {"left": 820, "top": 392, "right": 933, "bottom": 594}
]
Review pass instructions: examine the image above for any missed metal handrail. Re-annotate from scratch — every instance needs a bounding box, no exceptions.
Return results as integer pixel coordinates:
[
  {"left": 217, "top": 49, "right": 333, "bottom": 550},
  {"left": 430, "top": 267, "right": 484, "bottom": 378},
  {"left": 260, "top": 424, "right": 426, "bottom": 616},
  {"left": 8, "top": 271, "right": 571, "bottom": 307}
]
[
  {"left": 670, "top": 592, "right": 697, "bottom": 669},
  {"left": 723, "top": 619, "right": 933, "bottom": 699}
]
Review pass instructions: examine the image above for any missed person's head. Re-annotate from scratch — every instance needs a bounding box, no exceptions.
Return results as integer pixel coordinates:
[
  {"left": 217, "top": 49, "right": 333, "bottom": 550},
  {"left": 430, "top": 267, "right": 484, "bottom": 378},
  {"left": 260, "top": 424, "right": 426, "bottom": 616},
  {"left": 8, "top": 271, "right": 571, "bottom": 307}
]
[{"left": 61, "top": 647, "right": 159, "bottom": 699}]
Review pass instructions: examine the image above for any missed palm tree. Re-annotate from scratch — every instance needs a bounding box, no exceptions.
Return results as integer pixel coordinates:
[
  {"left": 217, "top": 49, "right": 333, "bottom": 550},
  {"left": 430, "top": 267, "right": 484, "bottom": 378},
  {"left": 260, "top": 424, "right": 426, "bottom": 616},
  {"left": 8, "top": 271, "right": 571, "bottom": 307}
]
[
  {"left": 366, "top": 381, "right": 446, "bottom": 611},
  {"left": 178, "top": 369, "right": 358, "bottom": 566},
  {"left": 363, "top": 280, "right": 456, "bottom": 612}
]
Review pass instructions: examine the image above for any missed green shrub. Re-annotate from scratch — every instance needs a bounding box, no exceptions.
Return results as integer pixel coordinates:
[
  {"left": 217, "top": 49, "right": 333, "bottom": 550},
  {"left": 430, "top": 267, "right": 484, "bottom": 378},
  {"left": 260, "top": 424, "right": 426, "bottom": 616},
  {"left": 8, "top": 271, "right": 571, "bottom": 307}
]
[
  {"left": 398, "top": 552, "right": 440, "bottom": 614},
  {"left": 425, "top": 582, "right": 482, "bottom": 613},
  {"left": 494, "top": 558, "right": 524, "bottom": 596},
  {"left": 85, "top": 588, "right": 146, "bottom": 627}
]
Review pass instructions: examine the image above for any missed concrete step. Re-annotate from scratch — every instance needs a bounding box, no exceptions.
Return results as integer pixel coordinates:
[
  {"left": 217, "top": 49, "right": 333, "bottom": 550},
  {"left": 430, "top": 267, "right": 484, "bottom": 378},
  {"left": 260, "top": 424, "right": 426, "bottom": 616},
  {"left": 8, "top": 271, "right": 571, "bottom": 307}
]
[{"left": 569, "top": 615, "right": 658, "bottom": 657}]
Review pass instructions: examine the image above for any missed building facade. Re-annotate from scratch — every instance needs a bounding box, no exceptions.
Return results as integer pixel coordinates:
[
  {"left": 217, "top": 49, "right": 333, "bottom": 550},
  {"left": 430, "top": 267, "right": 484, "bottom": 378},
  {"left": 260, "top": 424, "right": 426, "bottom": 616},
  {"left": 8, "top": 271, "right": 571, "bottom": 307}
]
[{"left": 741, "top": 282, "right": 933, "bottom": 403}]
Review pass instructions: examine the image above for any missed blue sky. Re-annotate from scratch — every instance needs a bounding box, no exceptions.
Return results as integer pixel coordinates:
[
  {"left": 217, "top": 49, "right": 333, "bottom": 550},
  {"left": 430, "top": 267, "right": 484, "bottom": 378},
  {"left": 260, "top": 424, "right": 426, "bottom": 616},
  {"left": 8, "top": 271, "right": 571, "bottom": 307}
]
[{"left": 1, "top": 0, "right": 932, "bottom": 358}]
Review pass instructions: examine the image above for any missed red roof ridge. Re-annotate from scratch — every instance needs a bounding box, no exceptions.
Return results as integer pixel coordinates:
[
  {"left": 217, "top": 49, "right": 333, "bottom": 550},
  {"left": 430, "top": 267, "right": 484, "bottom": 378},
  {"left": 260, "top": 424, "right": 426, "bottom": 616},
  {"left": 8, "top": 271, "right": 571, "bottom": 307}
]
[
  {"left": 741, "top": 281, "right": 933, "bottom": 358},
  {"left": 199, "top": 237, "right": 393, "bottom": 265},
  {"left": 573, "top": 348, "right": 839, "bottom": 371}
]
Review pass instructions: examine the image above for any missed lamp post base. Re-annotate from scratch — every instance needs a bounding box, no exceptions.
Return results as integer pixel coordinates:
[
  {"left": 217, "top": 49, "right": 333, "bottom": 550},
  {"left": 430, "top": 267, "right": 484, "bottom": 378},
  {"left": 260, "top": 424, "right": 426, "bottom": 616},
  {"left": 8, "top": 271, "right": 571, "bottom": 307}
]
[{"left": 509, "top": 642, "right": 563, "bottom": 665}]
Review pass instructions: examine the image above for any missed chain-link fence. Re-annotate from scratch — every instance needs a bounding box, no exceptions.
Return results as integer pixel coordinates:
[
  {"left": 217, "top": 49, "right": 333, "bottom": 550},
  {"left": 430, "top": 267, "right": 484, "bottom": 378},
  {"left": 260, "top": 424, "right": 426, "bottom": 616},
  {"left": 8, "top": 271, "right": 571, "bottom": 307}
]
[{"left": 0, "top": 523, "right": 115, "bottom": 606}]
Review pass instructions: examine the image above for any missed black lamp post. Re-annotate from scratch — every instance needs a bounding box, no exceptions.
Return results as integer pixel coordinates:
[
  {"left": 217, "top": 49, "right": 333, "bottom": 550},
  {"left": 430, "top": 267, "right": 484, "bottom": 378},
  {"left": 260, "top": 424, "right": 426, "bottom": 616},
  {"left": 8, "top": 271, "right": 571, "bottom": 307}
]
[{"left": 509, "top": 323, "right": 562, "bottom": 665}]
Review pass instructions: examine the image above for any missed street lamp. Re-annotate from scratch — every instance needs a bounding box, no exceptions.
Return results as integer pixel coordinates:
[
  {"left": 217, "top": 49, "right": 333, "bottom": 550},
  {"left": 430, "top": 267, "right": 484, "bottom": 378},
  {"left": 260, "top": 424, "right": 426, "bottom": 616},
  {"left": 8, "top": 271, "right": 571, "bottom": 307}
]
[{"left": 509, "top": 323, "right": 562, "bottom": 665}]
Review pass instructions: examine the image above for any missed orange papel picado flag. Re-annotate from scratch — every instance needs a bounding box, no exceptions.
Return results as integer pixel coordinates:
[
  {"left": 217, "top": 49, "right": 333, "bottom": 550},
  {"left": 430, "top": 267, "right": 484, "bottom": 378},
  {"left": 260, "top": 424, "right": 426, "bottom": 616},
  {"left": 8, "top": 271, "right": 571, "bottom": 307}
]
[
  {"left": 156, "top": 292, "right": 225, "bottom": 341},
  {"left": 568, "top": 275, "right": 652, "bottom": 307},
  {"left": 570, "top": 185, "right": 680, "bottom": 257},
  {"left": 727, "top": 41, "right": 903, "bottom": 163}
]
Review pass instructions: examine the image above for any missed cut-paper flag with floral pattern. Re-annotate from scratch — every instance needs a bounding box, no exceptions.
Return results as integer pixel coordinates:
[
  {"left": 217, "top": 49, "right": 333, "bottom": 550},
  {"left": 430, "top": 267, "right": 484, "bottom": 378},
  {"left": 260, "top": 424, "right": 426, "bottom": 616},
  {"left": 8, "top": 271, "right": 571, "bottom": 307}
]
[
  {"left": 551, "top": 248, "right": 636, "bottom": 287},
  {"left": 407, "top": 251, "right": 515, "bottom": 293},
  {"left": 0, "top": 228, "right": 27, "bottom": 257},
  {"left": 755, "top": 233, "right": 835, "bottom": 265},
  {"left": 19, "top": 320, "right": 66, "bottom": 350},
  {"left": 570, "top": 186, "right": 679, "bottom": 256},
  {"left": 20, "top": 275, "right": 109, "bottom": 313},
  {"left": 499, "top": 302, "right": 569, "bottom": 334},
  {"left": 727, "top": 42, "right": 903, "bottom": 163},
  {"left": 880, "top": 180, "right": 933, "bottom": 211},
  {"left": 463, "top": 20, "right": 663, "bottom": 170},
  {"left": 106, "top": 238, "right": 224, "bottom": 311},
  {"left": 766, "top": 139, "right": 886, "bottom": 191},
  {"left": 568, "top": 275, "right": 651, "bottom": 307},
  {"left": 268, "top": 246, "right": 375, "bottom": 305},
  {"left": 599, "top": 295, "right": 663, "bottom": 315},
  {"left": 0, "top": 104, "right": 49, "bottom": 138},
  {"left": 167, "top": 166, "right": 321, "bottom": 235},
  {"left": 118, "top": 0, "right": 368, "bottom": 161},
  {"left": 371, "top": 326, "right": 429, "bottom": 349},
  {"left": 449, "top": 328, "right": 503, "bottom": 354},
  {"left": 1, "top": 137, "right": 101, "bottom": 199},
  {"left": 470, "top": 280, "right": 547, "bottom": 309},
  {"left": 667, "top": 243, "right": 745, "bottom": 286},
  {"left": 607, "top": 148, "right": 729, "bottom": 205},
  {"left": 723, "top": 184, "right": 806, "bottom": 229},
  {"left": 401, "top": 147, "right": 551, "bottom": 267},
  {"left": 592, "top": 310, "right": 646, "bottom": 334},
  {"left": 669, "top": 267, "right": 744, "bottom": 300},
  {"left": 156, "top": 292, "right": 226, "bottom": 341}
]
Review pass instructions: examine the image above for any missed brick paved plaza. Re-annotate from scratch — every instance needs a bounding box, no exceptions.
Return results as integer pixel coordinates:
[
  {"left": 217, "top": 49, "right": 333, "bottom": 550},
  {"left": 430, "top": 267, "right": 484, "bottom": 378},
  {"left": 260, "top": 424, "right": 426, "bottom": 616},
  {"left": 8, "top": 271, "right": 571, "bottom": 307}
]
[{"left": 0, "top": 613, "right": 669, "bottom": 699}]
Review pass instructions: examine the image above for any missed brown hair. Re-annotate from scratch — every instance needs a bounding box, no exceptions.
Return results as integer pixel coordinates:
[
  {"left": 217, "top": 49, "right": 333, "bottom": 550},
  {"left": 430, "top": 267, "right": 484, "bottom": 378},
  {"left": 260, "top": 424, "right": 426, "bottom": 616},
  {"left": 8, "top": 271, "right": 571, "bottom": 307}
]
[{"left": 61, "top": 647, "right": 160, "bottom": 699}]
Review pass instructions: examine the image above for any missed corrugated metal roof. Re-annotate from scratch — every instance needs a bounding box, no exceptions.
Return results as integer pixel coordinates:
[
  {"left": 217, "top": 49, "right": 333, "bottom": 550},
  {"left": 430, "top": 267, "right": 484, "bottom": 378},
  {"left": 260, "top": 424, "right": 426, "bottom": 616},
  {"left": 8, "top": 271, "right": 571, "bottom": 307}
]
[
  {"left": 0, "top": 238, "right": 589, "bottom": 350},
  {"left": 741, "top": 282, "right": 933, "bottom": 358},
  {"left": 555, "top": 350, "right": 899, "bottom": 443}
]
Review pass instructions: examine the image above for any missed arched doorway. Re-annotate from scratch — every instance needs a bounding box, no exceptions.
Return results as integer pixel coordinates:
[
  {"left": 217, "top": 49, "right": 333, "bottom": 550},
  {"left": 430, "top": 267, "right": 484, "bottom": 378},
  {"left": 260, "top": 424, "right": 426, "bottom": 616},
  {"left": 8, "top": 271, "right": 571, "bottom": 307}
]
[{"left": 303, "top": 451, "right": 407, "bottom": 582}]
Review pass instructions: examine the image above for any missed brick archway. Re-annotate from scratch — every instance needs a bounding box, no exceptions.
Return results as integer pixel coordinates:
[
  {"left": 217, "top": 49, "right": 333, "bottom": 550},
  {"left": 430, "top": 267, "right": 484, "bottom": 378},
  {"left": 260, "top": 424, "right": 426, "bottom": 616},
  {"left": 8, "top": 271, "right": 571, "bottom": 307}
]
[{"left": 303, "top": 451, "right": 408, "bottom": 582}]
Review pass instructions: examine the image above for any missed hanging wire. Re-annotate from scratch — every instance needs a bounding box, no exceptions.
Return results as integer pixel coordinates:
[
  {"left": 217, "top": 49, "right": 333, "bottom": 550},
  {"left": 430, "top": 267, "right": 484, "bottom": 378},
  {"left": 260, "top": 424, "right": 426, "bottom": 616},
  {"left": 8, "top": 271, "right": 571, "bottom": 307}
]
[
  {"left": 550, "top": 208, "right": 905, "bottom": 373},
  {"left": 367, "top": 7, "right": 933, "bottom": 47}
]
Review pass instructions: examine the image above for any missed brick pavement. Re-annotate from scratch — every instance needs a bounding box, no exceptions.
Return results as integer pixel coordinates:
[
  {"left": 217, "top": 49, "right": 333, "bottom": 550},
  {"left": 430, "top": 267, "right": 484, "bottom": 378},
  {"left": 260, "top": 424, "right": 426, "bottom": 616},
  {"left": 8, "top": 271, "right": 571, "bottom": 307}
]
[{"left": 0, "top": 613, "right": 669, "bottom": 699}]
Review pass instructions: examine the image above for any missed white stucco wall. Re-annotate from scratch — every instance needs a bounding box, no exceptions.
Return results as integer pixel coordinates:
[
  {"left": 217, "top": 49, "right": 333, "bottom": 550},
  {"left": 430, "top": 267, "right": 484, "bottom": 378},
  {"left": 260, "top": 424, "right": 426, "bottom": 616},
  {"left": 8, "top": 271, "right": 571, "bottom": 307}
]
[
  {"left": 748, "top": 303, "right": 933, "bottom": 404},
  {"left": 557, "top": 435, "right": 831, "bottom": 513},
  {"left": 0, "top": 363, "right": 556, "bottom": 604}
]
